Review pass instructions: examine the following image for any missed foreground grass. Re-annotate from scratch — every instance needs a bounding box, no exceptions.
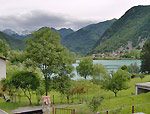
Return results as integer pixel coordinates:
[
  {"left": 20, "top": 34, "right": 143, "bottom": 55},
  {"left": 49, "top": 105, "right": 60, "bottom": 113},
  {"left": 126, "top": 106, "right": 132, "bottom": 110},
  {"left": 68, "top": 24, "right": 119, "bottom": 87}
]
[
  {"left": 69, "top": 75, "right": 150, "bottom": 114},
  {"left": 0, "top": 75, "right": 150, "bottom": 113},
  {"left": 71, "top": 92, "right": 150, "bottom": 114}
]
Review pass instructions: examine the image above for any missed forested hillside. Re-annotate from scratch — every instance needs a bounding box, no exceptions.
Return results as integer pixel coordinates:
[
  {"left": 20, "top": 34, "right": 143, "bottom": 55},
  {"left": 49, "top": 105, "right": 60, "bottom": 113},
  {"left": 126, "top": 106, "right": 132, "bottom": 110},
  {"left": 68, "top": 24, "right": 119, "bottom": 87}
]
[
  {"left": 62, "top": 19, "right": 116, "bottom": 55},
  {"left": 92, "top": 5, "right": 150, "bottom": 53},
  {"left": 0, "top": 31, "right": 25, "bottom": 50}
]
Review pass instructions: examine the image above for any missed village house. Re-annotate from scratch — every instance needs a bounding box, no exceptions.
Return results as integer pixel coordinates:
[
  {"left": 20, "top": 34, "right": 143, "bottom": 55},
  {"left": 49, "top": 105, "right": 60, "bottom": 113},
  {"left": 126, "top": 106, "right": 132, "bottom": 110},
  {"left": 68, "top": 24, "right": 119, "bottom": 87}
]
[
  {"left": 0, "top": 57, "right": 7, "bottom": 80},
  {"left": 135, "top": 82, "right": 150, "bottom": 95}
]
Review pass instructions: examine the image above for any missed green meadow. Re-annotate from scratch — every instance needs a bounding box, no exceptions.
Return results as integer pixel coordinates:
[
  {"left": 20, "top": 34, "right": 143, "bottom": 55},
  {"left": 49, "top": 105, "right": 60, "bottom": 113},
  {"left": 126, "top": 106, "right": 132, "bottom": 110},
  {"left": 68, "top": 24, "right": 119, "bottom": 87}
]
[{"left": 1, "top": 75, "right": 150, "bottom": 113}]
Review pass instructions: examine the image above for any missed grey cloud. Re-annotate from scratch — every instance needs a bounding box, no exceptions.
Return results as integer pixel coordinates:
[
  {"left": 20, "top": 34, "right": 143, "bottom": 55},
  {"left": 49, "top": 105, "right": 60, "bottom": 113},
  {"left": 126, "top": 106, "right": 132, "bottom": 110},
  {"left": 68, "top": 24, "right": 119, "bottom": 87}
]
[{"left": 0, "top": 10, "right": 96, "bottom": 32}]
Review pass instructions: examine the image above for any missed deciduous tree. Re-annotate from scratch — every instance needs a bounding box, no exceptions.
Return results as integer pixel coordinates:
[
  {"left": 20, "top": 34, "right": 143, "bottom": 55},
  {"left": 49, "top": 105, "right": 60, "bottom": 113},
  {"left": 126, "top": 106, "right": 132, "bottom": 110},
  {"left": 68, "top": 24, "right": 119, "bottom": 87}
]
[
  {"left": 102, "top": 69, "right": 130, "bottom": 97},
  {"left": 76, "top": 57, "right": 93, "bottom": 79},
  {"left": 92, "top": 64, "right": 107, "bottom": 84},
  {"left": 11, "top": 71, "right": 40, "bottom": 105},
  {"left": 25, "top": 28, "right": 75, "bottom": 95}
]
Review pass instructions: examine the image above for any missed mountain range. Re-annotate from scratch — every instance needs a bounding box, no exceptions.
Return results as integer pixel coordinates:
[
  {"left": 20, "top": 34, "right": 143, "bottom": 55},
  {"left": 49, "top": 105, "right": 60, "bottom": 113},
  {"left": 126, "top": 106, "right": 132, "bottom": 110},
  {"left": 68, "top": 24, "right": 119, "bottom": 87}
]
[
  {"left": 62, "top": 19, "right": 116, "bottom": 55},
  {"left": 2, "top": 29, "right": 31, "bottom": 40},
  {"left": 1, "top": 5, "right": 150, "bottom": 55}
]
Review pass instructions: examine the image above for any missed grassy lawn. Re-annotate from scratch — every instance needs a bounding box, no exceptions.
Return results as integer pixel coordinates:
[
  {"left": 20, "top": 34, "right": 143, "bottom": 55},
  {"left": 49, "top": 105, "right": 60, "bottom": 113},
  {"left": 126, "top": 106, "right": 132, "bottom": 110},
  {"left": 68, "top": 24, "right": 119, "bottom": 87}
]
[
  {"left": 1, "top": 75, "right": 150, "bottom": 113},
  {"left": 69, "top": 75, "right": 150, "bottom": 114}
]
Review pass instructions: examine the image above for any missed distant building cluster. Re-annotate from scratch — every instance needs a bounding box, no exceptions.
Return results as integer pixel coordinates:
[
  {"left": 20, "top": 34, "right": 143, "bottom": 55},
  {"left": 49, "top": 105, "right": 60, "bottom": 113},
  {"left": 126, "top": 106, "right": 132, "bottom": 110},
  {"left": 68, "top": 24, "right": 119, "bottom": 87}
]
[{"left": 92, "top": 40, "right": 146, "bottom": 58}]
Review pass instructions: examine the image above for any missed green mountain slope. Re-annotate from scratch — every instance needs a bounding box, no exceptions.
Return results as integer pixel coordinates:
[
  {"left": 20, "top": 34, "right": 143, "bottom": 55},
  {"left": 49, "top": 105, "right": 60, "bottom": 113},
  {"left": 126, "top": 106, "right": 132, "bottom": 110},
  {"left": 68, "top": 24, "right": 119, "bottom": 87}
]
[
  {"left": 62, "top": 19, "right": 116, "bottom": 55},
  {"left": 92, "top": 5, "right": 150, "bottom": 53},
  {"left": 0, "top": 31, "right": 25, "bottom": 50},
  {"left": 58, "top": 28, "right": 74, "bottom": 40}
]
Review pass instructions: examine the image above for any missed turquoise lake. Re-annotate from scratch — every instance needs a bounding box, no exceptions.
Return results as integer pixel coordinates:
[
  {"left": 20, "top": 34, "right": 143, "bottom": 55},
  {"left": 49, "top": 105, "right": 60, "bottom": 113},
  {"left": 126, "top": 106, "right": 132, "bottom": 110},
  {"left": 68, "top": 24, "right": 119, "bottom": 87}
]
[{"left": 73, "top": 60, "right": 141, "bottom": 79}]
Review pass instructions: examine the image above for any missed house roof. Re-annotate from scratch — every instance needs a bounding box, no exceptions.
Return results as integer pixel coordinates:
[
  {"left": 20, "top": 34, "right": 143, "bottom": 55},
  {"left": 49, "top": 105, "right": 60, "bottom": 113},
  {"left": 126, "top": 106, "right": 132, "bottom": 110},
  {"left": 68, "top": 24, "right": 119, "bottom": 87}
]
[
  {"left": 135, "top": 82, "right": 150, "bottom": 88},
  {"left": 0, "top": 57, "right": 8, "bottom": 61}
]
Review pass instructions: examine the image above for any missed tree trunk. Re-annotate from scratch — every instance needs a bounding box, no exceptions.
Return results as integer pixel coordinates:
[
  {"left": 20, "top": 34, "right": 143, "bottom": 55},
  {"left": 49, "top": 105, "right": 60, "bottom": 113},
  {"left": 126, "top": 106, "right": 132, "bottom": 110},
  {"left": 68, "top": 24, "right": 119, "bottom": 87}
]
[
  {"left": 60, "top": 94, "right": 64, "bottom": 103},
  {"left": 114, "top": 92, "right": 117, "bottom": 97},
  {"left": 45, "top": 76, "right": 48, "bottom": 96},
  {"left": 37, "top": 99, "right": 40, "bottom": 105},
  {"left": 67, "top": 95, "right": 69, "bottom": 104},
  {"left": 18, "top": 95, "right": 21, "bottom": 103},
  {"left": 23, "top": 88, "right": 32, "bottom": 105},
  {"left": 71, "top": 94, "right": 74, "bottom": 103}
]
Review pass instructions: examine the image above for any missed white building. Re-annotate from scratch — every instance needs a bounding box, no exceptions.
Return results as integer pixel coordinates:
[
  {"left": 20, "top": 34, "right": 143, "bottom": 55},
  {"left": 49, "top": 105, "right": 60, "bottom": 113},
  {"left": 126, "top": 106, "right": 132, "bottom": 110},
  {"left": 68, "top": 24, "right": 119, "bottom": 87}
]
[
  {"left": 0, "top": 57, "right": 7, "bottom": 80},
  {"left": 135, "top": 82, "right": 150, "bottom": 95}
]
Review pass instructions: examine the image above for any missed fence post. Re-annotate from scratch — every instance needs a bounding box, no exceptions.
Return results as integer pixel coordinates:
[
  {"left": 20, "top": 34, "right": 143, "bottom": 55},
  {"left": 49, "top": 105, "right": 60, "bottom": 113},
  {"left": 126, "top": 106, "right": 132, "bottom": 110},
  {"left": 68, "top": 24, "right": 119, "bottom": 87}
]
[
  {"left": 71, "top": 109, "right": 75, "bottom": 114},
  {"left": 53, "top": 95, "right": 55, "bottom": 104},
  {"left": 55, "top": 108, "right": 56, "bottom": 114},
  {"left": 106, "top": 111, "right": 108, "bottom": 114},
  {"left": 132, "top": 105, "right": 134, "bottom": 114},
  {"left": 52, "top": 108, "right": 54, "bottom": 114}
]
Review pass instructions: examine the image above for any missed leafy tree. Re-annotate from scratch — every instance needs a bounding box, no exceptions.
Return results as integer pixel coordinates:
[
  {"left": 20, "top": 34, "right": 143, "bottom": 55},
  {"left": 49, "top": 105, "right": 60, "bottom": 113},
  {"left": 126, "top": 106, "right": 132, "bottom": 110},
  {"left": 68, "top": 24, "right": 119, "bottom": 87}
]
[
  {"left": 53, "top": 76, "right": 72, "bottom": 104},
  {"left": 92, "top": 64, "right": 107, "bottom": 84},
  {"left": 1, "top": 78, "right": 14, "bottom": 102},
  {"left": 9, "top": 50, "right": 25, "bottom": 65},
  {"left": 127, "top": 63, "right": 139, "bottom": 74},
  {"left": 129, "top": 49, "right": 140, "bottom": 59},
  {"left": 120, "top": 65, "right": 128, "bottom": 71},
  {"left": 52, "top": 55, "right": 74, "bottom": 104},
  {"left": 0, "top": 39, "right": 9, "bottom": 57},
  {"left": 6, "top": 62, "right": 19, "bottom": 78},
  {"left": 11, "top": 71, "right": 40, "bottom": 105},
  {"left": 102, "top": 69, "right": 130, "bottom": 97},
  {"left": 25, "top": 28, "right": 75, "bottom": 95},
  {"left": 3, "top": 63, "right": 21, "bottom": 102},
  {"left": 76, "top": 57, "right": 93, "bottom": 79},
  {"left": 89, "top": 96, "right": 104, "bottom": 114},
  {"left": 138, "top": 73, "right": 145, "bottom": 81},
  {"left": 140, "top": 41, "right": 150, "bottom": 73}
]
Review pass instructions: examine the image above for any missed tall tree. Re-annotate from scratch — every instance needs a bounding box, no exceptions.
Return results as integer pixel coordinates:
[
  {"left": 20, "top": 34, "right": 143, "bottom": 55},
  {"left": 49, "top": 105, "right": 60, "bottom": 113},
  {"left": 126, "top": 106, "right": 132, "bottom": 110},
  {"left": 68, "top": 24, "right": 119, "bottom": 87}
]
[
  {"left": 25, "top": 28, "right": 75, "bottom": 95},
  {"left": 52, "top": 50, "right": 74, "bottom": 103},
  {"left": 102, "top": 69, "right": 130, "bottom": 97},
  {"left": 0, "top": 39, "right": 9, "bottom": 57},
  {"left": 53, "top": 76, "right": 72, "bottom": 104},
  {"left": 76, "top": 57, "right": 93, "bottom": 79},
  {"left": 140, "top": 41, "right": 150, "bottom": 73}
]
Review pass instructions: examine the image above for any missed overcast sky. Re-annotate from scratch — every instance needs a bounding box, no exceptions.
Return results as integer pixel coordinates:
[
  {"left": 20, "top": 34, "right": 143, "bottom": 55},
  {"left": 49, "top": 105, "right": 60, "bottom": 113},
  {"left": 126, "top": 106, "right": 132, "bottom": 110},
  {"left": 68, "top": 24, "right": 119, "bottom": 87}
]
[{"left": 0, "top": 0, "right": 150, "bottom": 32}]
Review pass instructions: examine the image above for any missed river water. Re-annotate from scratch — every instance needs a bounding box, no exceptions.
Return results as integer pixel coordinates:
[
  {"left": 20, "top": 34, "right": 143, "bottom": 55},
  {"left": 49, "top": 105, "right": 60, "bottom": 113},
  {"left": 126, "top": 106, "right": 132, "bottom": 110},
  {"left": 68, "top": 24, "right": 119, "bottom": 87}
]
[{"left": 73, "top": 60, "right": 141, "bottom": 79}]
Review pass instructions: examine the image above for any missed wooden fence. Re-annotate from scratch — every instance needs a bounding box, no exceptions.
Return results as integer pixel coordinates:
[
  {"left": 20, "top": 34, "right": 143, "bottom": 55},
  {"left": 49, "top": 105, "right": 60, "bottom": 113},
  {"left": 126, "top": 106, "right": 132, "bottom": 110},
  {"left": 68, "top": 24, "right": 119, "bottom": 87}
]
[
  {"left": 99, "top": 105, "right": 144, "bottom": 114},
  {"left": 53, "top": 108, "right": 75, "bottom": 114}
]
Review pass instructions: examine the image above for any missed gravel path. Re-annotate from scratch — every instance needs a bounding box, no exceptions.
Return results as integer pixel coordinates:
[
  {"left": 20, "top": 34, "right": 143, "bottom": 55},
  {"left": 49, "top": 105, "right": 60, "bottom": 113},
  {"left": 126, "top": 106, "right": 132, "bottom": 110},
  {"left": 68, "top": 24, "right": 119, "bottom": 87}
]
[{"left": 0, "top": 109, "right": 8, "bottom": 114}]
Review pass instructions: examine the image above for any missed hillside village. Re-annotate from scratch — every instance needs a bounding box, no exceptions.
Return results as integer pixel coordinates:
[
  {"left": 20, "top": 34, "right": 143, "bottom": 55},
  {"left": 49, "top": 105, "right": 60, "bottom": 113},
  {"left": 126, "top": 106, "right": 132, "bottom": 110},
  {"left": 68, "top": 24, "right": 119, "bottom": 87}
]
[{"left": 92, "top": 40, "right": 146, "bottom": 58}]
